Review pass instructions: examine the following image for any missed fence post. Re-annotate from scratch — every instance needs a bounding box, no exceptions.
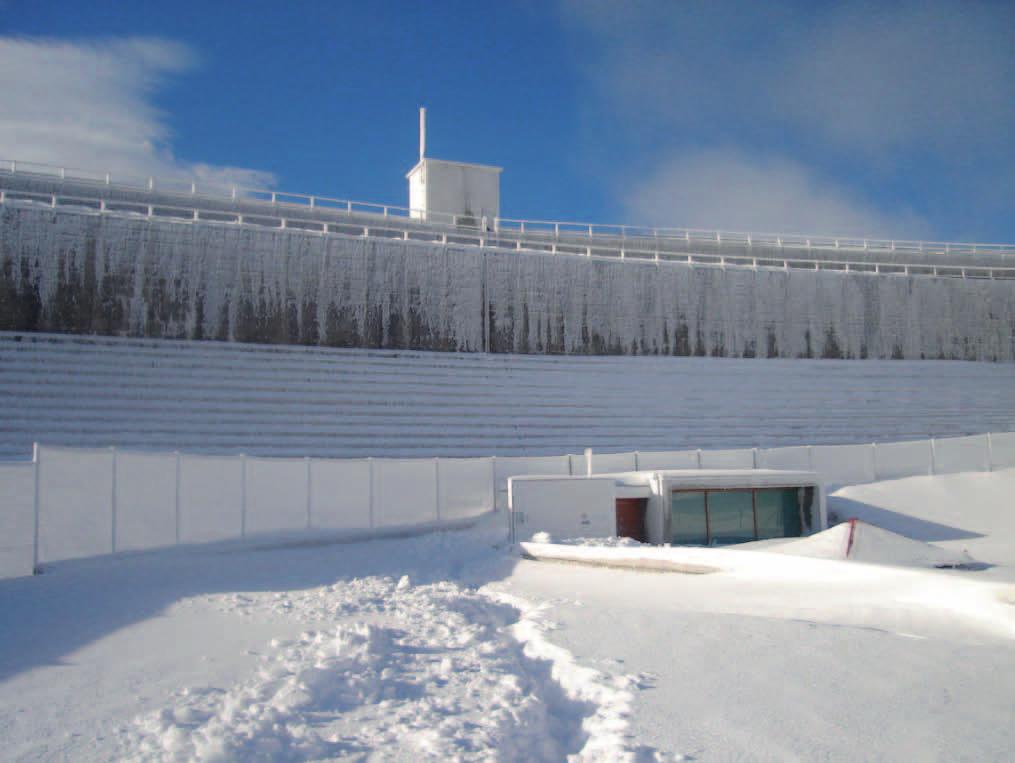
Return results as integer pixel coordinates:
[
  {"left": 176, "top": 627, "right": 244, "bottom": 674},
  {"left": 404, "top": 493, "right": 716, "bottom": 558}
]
[
  {"left": 986, "top": 432, "right": 994, "bottom": 472},
  {"left": 174, "top": 451, "right": 181, "bottom": 545},
  {"left": 929, "top": 437, "right": 937, "bottom": 475},
  {"left": 368, "top": 457, "right": 375, "bottom": 529},
  {"left": 752, "top": 447, "right": 758, "bottom": 469},
  {"left": 240, "top": 454, "right": 247, "bottom": 539},
  {"left": 305, "top": 456, "right": 313, "bottom": 530},
  {"left": 110, "top": 446, "right": 118, "bottom": 554},
  {"left": 32, "top": 443, "right": 41, "bottom": 575},
  {"left": 490, "top": 456, "right": 497, "bottom": 512},
  {"left": 870, "top": 443, "right": 878, "bottom": 482},
  {"left": 434, "top": 458, "right": 441, "bottom": 523},
  {"left": 696, "top": 448, "right": 703, "bottom": 469}
]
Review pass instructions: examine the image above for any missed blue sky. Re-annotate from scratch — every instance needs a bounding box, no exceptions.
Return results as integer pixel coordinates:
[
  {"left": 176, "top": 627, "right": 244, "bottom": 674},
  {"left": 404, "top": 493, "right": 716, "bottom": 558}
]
[{"left": 1, "top": 1, "right": 1012, "bottom": 242}]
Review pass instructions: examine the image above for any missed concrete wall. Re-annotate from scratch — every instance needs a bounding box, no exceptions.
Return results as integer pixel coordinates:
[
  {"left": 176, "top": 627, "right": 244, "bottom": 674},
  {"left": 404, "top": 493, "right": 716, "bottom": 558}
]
[{"left": 2, "top": 204, "right": 1014, "bottom": 360}]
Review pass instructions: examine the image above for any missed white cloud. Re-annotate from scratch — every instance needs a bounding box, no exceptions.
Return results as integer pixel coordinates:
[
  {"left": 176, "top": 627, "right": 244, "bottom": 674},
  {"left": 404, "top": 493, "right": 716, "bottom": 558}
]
[
  {"left": 562, "top": 0, "right": 1014, "bottom": 157},
  {"left": 624, "top": 149, "right": 931, "bottom": 239},
  {"left": 0, "top": 37, "right": 274, "bottom": 188}
]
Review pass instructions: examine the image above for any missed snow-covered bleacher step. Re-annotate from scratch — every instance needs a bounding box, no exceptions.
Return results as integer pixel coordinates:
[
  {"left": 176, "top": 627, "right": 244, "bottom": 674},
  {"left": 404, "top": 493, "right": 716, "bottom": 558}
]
[{"left": 2, "top": 332, "right": 1015, "bottom": 460}]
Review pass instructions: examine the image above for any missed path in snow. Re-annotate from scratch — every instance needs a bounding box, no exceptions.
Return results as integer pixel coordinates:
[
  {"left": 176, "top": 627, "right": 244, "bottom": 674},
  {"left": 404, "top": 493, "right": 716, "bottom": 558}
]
[{"left": 125, "top": 576, "right": 611, "bottom": 761}]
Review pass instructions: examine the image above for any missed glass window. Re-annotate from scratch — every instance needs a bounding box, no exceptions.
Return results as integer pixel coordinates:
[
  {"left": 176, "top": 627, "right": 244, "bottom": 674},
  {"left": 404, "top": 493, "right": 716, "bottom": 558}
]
[
  {"left": 755, "top": 487, "right": 803, "bottom": 539},
  {"left": 708, "top": 490, "right": 755, "bottom": 544},
  {"left": 670, "top": 491, "right": 707, "bottom": 545}
]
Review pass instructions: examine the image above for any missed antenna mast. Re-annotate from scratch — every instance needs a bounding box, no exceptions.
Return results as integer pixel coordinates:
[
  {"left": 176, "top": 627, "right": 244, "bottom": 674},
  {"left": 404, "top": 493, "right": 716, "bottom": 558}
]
[{"left": 419, "top": 107, "right": 426, "bottom": 161}]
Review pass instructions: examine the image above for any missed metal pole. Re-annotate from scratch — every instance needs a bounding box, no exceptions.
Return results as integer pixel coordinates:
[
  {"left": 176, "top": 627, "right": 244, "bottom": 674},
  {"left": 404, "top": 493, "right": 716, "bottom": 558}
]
[
  {"left": 32, "top": 443, "right": 41, "bottom": 574},
  {"left": 110, "top": 447, "right": 118, "bottom": 553},
  {"left": 174, "top": 451, "right": 181, "bottom": 544}
]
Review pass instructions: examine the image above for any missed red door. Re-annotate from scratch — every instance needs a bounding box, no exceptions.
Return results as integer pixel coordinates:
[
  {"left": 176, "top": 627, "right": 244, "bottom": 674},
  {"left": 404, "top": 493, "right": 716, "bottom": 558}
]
[{"left": 615, "top": 498, "right": 647, "bottom": 542}]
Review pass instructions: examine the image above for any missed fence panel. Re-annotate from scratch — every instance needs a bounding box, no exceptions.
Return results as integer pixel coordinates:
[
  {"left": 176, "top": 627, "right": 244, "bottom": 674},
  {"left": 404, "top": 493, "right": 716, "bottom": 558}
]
[
  {"left": 933, "top": 435, "right": 989, "bottom": 475},
  {"left": 438, "top": 457, "right": 493, "bottom": 521},
  {"left": 990, "top": 432, "right": 1015, "bottom": 470},
  {"left": 874, "top": 439, "right": 932, "bottom": 481},
  {"left": 810, "top": 444, "right": 875, "bottom": 487},
  {"left": 246, "top": 457, "right": 310, "bottom": 534},
  {"left": 757, "top": 446, "right": 812, "bottom": 471},
  {"left": 635, "top": 450, "right": 699, "bottom": 470},
  {"left": 310, "top": 458, "right": 371, "bottom": 529},
  {"left": 699, "top": 448, "right": 755, "bottom": 469},
  {"left": 39, "top": 446, "right": 113, "bottom": 562},
  {"left": 568, "top": 451, "right": 638, "bottom": 475},
  {"left": 116, "top": 450, "right": 177, "bottom": 551},
  {"left": 373, "top": 459, "right": 438, "bottom": 527},
  {"left": 494, "top": 455, "right": 571, "bottom": 510},
  {"left": 179, "top": 454, "right": 242, "bottom": 543},
  {"left": 0, "top": 462, "right": 35, "bottom": 578}
]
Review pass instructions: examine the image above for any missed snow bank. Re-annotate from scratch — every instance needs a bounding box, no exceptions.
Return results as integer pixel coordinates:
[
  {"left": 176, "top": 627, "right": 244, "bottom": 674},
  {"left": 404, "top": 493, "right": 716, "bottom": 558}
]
[{"left": 740, "top": 520, "right": 977, "bottom": 568}]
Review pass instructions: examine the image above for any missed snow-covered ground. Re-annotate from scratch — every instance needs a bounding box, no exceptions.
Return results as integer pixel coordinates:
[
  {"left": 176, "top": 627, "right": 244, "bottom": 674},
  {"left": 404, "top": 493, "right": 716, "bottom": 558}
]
[{"left": 2, "top": 470, "right": 1014, "bottom": 761}]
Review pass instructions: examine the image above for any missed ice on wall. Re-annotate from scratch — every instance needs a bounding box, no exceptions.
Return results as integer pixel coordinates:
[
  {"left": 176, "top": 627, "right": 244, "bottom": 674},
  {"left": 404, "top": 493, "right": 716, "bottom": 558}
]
[{"left": 1, "top": 205, "right": 1013, "bottom": 361}]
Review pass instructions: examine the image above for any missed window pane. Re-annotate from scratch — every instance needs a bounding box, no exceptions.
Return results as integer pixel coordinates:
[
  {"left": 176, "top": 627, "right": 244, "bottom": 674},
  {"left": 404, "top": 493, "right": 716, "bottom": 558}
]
[
  {"left": 755, "top": 488, "right": 803, "bottom": 539},
  {"left": 708, "top": 490, "right": 755, "bottom": 544},
  {"left": 670, "top": 491, "right": 707, "bottom": 545}
]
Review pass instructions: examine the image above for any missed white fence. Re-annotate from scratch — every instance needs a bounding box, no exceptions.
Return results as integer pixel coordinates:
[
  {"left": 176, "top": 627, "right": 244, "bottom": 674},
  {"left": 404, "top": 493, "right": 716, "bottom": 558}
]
[
  {"left": 2, "top": 158, "right": 1013, "bottom": 278},
  {"left": 2, "top": 433, "right": 1014, "bottom": 579}
]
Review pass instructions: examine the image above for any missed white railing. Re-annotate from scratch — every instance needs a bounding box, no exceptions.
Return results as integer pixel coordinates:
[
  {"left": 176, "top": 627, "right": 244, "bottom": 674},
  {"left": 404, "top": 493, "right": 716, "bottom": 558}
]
[{"left": 2, "top": 158, "right": 1013, "bottom": 278}]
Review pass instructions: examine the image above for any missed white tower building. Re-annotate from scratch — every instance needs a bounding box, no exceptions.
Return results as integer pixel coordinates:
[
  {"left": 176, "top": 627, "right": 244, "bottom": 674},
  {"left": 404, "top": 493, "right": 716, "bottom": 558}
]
[{"left": 406, "top": 107, "right": 501, "bottom": 227}]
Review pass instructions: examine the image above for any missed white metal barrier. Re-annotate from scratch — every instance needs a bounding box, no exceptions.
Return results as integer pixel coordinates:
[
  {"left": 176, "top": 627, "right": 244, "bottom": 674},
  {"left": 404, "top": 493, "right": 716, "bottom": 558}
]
[{"left": 2, "top": 432, "right": 1014, "bottom": 579}]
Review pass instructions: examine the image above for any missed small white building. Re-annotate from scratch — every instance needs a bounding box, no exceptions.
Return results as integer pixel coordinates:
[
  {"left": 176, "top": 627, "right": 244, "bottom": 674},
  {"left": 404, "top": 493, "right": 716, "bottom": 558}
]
[
  {"left": 508, "top": 469, "right": 826, "bottom": 545},
  {"left": 406, "top": 107, "right": 501, "bottom": 226}
]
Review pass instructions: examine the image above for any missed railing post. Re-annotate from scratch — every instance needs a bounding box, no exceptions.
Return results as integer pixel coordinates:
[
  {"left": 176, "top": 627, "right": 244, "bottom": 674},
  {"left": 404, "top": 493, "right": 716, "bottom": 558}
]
[
  {"left": 696, "top": 448, "right": 703, "bottom": 468},
  {"left": 929, "top": 437, "right": 937, "bottom": 475},
  {"left": 110, "top": 446, "right": 118, "bottom": 554},
  {"left": 986, "top": 432, "right": 993, "bottom": 472},
  {"left": 174, "top": 451, "right": 181, "bottom": 544},
  {"left": 32, "top": 443, "right": 41, "bottom": 575},
  {"left": 870, "top": 443, "right": 878, "bottom": 482}
]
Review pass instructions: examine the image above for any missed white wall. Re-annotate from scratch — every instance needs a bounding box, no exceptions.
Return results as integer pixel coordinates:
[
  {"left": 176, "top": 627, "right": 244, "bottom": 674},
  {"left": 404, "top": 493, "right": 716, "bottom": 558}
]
[
  {"left": 408, "top": 159, "right": 500, "bottom": 222},
  {"left": 509, "top": 477, "right": 616, "bottom": 542},
  {"left": 3, "top": 432, "right": 1014, "bottom": 578},
  {"left": 0, "top": 462, "right": 35, "bottom": 577}
]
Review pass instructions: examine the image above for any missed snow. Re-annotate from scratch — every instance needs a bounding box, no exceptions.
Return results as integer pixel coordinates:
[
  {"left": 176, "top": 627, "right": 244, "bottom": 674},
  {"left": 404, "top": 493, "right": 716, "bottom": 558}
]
[
  {"left": 1, "top": 470, "right": 1014, "bottom": 760},
  {"left": 734, "top": 520, "right": 978, "bottom": 569}
]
